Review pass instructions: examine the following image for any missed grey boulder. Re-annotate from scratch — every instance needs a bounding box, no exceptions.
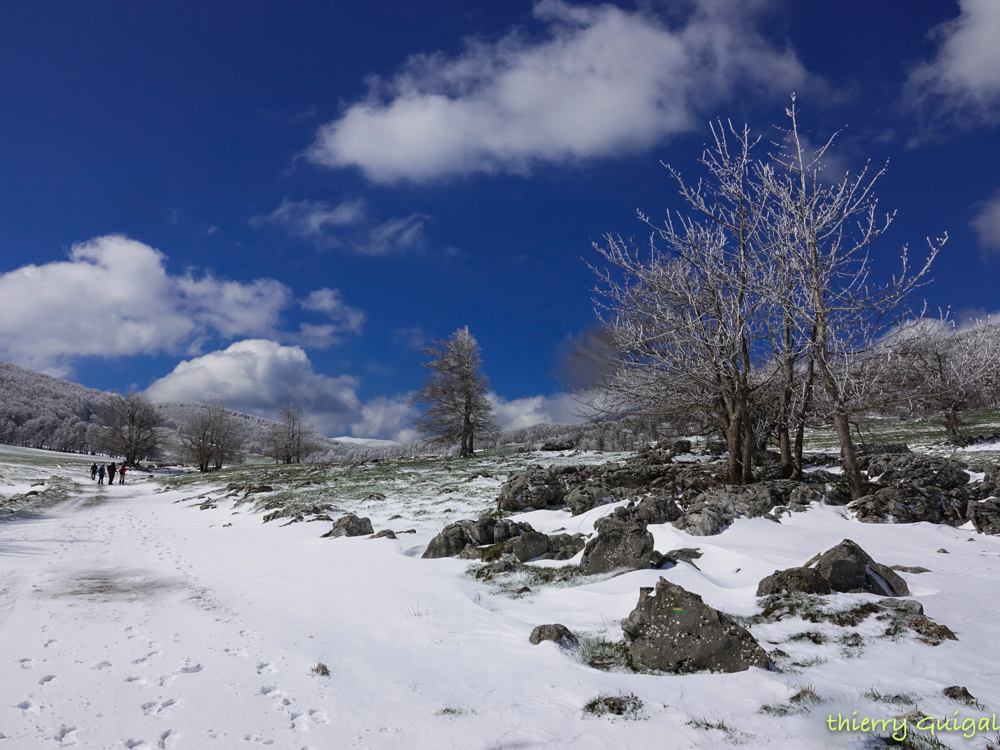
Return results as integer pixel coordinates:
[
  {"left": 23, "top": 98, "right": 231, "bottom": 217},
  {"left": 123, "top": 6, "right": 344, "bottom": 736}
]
[
  {"left": 806, "top": 539, "right": 910, "bottom": 597},
  {"left": 579, "top": 518, "right": 654, "bottom": 575},
  {"left": 321, "top": 514, "right": 374, "bottom": 538},
  {"left": 621, "top": 577, "right": 770, "bottom": 673},
  {"left": 756, "top": 566, "right": 832, "bottom": 596},
  {"left": 529, "top": 623, "right": 578, "bottom": 647}
]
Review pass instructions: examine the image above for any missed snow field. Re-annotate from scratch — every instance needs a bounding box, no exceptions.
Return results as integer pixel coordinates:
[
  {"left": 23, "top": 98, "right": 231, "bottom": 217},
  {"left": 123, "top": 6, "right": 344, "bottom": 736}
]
[{"left": 0, "top": 445, "right": 998, "bottom": 748}]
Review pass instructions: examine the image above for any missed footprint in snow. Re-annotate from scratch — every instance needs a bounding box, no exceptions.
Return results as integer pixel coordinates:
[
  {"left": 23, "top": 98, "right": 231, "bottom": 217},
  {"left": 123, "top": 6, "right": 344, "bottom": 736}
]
[
  {"left": 124, "top": 740, "right": 152, "bottom": 749},
  {"left": 92, "top": 660, "right": 113, "bottom": 670},
  {"left": 308, "top": 709, "right": 329, "bottom": 725},
  {"left": 256, "top": 662, "right": 277, "bottom": 675},
  {"left": 18, "top": 658, "right": 34, "bottom": 669},
  {"left": 259, "top": 685, "right": 285, "bottom": 699},
  {"left": 178, "top": 661, "right": 202, "bottom": 674},
  {"left": 39, "top": 674, "right": 57, "bottom": 685},
  {"left": 158, "top": 729, "right": 179, "bottom": 749}
]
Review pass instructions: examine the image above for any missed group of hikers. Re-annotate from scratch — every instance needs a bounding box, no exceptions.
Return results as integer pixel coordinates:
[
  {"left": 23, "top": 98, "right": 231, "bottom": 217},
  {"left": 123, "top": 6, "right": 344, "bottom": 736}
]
[{"left": 90, "top": 461, "right": 127, "bottom": 485}]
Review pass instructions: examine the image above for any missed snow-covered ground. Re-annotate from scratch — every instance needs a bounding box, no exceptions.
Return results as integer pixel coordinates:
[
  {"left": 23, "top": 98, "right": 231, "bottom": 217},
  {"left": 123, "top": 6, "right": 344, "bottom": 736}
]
[{"left": 1, "top": 445, "right": 998, "bottom": 749}]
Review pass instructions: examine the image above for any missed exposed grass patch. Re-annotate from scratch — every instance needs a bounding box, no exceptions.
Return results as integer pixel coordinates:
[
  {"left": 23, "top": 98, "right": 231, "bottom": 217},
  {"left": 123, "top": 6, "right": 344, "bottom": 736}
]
[
  {"left": 308, "top": 663, "right": 330, "bottom": 678},
  {"left": 436, "top": 706, "right": 475, "bottom": 716},
  {"left": 860, "top": 687, "right": 915, "bottom": 705},
  {"left": 687, "top": 717, "right": 752, "bottom": 743},
  {"left": 583, "top": 693, "right": 643, "bottom": 720},
  {"left": 577, "top": 633, "right": 641, "bottom": 673}
]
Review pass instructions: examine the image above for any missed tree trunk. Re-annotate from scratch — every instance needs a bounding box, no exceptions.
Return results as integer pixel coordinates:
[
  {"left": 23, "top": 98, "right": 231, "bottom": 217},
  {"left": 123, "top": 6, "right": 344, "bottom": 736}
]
[
  {"left": 718, "top": 398, "right": 745, "bottom": 485},
  {"left": 791, "top": 342, "right": 816, "bottom": 480},
  {"left": 832, "top": 410, "right": 867, "bottom": 500},
  {"left": 943, "top": 406, "right": 967, "bottom": 447}
]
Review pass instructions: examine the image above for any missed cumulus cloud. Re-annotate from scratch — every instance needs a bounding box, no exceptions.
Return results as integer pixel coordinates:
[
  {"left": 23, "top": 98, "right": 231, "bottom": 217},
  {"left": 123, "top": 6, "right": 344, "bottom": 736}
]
[
  {"left": 251, "top": 197, "right": 427, "bottom": 255},
  {"left": 306, "top": 0, "right": 809, "bottom": 183},
  {"left": 490, "top": 392, "right": 583, "bottom": 431},
  {"left": 145, "top": 339, "right": 363, "bottom": 436},
  {"left": 0, "top": 235, "right": 363, "bottom": 374},
  {"left": 905, "top": 0, "right": 1000, "bottom": 128},
  {"left": 349, "top": 395, "right": 421, "bottom": 443},
  {"left": 970, "top": 193, "right": 1000, "bottom": 258}
]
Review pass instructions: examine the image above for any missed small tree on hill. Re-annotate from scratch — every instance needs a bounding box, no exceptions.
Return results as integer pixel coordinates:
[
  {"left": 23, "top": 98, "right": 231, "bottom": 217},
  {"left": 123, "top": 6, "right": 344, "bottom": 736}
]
[
  {"left": 264, "top": 404, "right": 323, "bottom": 464},
  {"left": 178, "top": 400, "right": 246, "bottom": 471},
  {"left": 98, "top": 391, "right": 160, "bottom": 465},
  {"left": 409, "top": 327, "right": 496, "bottom": 457}
]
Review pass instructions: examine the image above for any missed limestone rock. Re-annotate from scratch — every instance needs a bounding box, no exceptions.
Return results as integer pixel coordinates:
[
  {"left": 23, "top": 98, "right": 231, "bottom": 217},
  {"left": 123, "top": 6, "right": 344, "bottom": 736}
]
[{"left": 621, "top": 578, "right": 770, "bottom": 673}]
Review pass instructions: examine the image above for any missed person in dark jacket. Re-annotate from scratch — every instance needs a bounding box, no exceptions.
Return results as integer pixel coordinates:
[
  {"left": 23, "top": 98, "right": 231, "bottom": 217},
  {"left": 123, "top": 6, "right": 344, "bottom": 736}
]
[
  {"left": 90, "top": 463, "right": 98, "bottom": 480},
  {"left": 107, "top": 463, "right": 116, "bottom": 485},
  {"left": 119, "top": 465, "right": 127, "bottom": 484},
  {"left": 97, "top": 464, "right": 106, "bottom": 485}
]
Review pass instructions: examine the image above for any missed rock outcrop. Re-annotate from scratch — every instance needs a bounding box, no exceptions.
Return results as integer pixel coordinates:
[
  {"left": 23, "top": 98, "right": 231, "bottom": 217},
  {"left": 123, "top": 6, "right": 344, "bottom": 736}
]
[
  {"left": 321, "top": 514, "right": 374, "bottom": 538},
  {"left": 758, "top": 539, "right": 909, "bottom": 597},
  {"left": 621, "top": 578, "right": 770, "bottom": 673}
]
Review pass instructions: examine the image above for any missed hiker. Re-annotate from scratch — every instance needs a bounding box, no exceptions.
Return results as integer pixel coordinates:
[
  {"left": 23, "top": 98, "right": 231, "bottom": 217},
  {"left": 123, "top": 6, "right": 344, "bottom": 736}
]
[
  {"left": 90, "top": 463, "right": 98, "bottom": 480},
  {"left": 119, "top": 465, "right": 127, "bottom": 484},
  {"left": 97, "top": 464, "right": 106, "bottom": 485},
  {"left": 108, "top": 462, "right": 116, "bottom": 484}
]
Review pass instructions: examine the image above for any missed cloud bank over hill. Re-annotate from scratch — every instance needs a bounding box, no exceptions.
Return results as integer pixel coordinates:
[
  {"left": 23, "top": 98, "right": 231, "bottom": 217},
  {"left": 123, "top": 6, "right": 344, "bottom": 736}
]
[
  {"left": 145, "top": 339, "right": 583, "bottom": 441},
  {"left": 0, "top": 235, "right": 364, "bottom": 376},
  {"left": 307, "top": 0, "right": 809, "bottom": 183}
]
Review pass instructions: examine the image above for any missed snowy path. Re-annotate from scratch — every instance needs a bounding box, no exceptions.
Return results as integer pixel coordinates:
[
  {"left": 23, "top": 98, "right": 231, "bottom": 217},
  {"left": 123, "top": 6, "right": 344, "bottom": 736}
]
[{"left": 2, "top": 468, "right": 1000, "bottom": 749}]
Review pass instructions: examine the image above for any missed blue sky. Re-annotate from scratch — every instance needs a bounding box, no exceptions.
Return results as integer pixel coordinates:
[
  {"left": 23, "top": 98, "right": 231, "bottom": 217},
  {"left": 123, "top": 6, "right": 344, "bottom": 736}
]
[{"left": 1, "top": 0, "right": 999, "bottom": 439}]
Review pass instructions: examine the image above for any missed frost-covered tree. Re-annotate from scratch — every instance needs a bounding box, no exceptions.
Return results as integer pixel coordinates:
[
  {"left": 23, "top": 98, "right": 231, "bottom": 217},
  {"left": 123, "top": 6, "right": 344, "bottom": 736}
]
[
  {"left": 177, "top": 400, "right": 246, "bottom": 471},
  {"left": 588, "top": 122, "right": 770, "bottom": 485},
  {"left": 763, "top": 99, "right": 944, "bottom": 499},
  {"left": 97, "top": 391, "right": 160, "bottom": 465},
  {"left": 263, "top": 405, "right": 323, "bottom": 464},
  {"left": 408, "top": 327, "right": 496, "bottom": 457}
]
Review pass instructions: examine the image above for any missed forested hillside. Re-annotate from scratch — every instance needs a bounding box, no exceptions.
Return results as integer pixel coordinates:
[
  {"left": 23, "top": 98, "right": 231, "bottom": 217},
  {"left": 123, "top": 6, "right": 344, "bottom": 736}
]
[{"left": 0, "top": 362, "right": 107, "bottom": 452}]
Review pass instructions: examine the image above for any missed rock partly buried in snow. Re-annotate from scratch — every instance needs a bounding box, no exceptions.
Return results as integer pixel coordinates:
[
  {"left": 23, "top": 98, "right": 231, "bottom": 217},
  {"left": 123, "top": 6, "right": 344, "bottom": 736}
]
[
  {"left": 528, "top": 623, "right": 578, "bottom": 647},
  {"left": 852, "top": 486, "right": 965, "bottom": 526},
  {"left": 422, "top": 518, "right": 532, "bottom": 559},
  {"left": 370, "top": 529, "right": 396, "bottom": 540},
  {"left": 321, "top": 514, "right": 374, "bottom": 538},
  {"left": 969, "top": 497, "right": 1000, "bottom": 535},
  {"left": 651, "top": 548, "right": 703, "bottom": 570},
  {"left": 497, "top": 466, "right": 565, "bottom": 512},
  {"left": 512, "top": 531, "right": 550, "bottom": 562},
  {"left": 541, "top": 439, "right": 575, "bottom": 451},
  {"left": 579, "top": 517, "right": 654, "bottom": 575},
  {"left": 943, "top": 686, "right": 977, "bottom": 704},
  {"left": 756, "top": 567, "right": 832, "bottom": 596},
  {"left": 672, "top": 485, "right": 778, "bottom": 536},
  {"left": 805, "top": 539, "right": 910, "bottom": 597},
  {"left": 621, "top": 578, "right": 770, "bottom": 673}
]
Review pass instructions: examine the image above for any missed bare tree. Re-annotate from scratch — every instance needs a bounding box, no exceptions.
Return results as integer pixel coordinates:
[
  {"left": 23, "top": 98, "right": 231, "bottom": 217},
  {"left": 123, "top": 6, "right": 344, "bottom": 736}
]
[
  {"left": 97, "top": 391, "right": 160, "bottom": 466},
  {"left": 264, "top": 405, "right": 323, "bottom": 464},
  {"left": 763, "top": 98, "right": 945, "bottom": 499},
  {"left": 588, "top": 122, "right": 771, "bottom": 484},
  {"left": 408, "top": 327, "right": 496, "bottom": 458},
  {"left": 878, "top": 317, "right": 1000, "bottom": 445},
  {"left": 178, "top": 400, "right": 246, "bottom": 471}
]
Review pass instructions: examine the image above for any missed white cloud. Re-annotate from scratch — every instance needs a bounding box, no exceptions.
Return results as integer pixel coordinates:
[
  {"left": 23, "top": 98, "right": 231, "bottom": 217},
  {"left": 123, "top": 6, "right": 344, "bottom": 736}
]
[
  {"left": 249, "top": 197, "right": 367, "bottom": 249},
  {"left": 971, "top": 193, "right": 1000, "bottom": 257},
  {"left": 349, "top": 395, "right": 420, "bottom": 443},
  {"left": 0, "top": 234, "right": 363, "bottom": 374},
  {"left": 393, "top": 326, "right": 427, "bottom": 349},
  {"left": 306, "top": 0, "right": 809, "bottom": 183},
  {"left": 145, "top": 339, "right": 363, "bottom": 436},
  {"left": 358, "top": 215, "right": 428, "bottom": 256},
  {"left": 251, "top": 197, "right": 427, "bottom": 255},
  {"left": 490, "top": 392, "right": 583, "bottom": 431},
  {"left": 906, "top": 0, "right": 1000, "bottom": 126}
]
